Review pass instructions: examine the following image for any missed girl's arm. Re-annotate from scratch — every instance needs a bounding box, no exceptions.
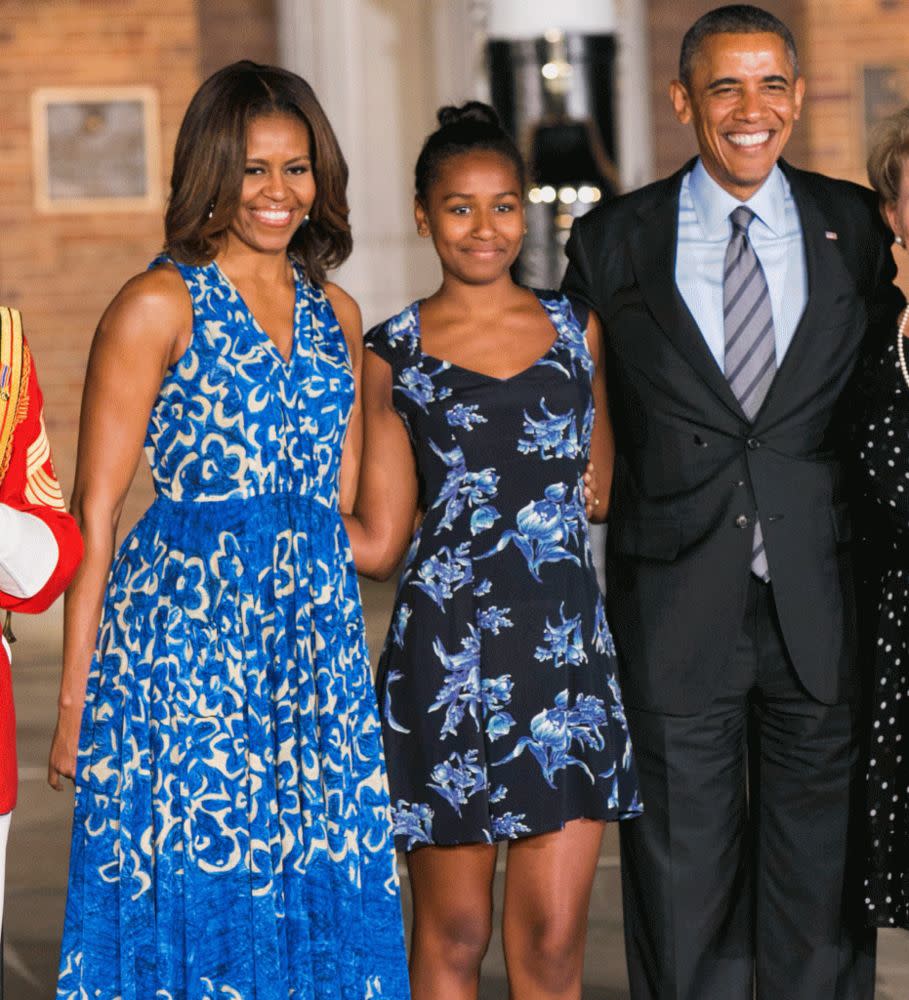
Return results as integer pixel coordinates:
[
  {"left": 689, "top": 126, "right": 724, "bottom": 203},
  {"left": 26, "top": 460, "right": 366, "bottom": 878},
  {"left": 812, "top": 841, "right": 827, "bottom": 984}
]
[
  {"left": 585, "top": 309, "right": 614, "bottom": 524},
  {"left": 325, "top": 282, "right": 364, "bottom": 515},
  {"left": 343, "top": 349, "right": 419, "bottom": 579},
  {"left": 48, "top": 266, "right": 189, "bottom": 790}
]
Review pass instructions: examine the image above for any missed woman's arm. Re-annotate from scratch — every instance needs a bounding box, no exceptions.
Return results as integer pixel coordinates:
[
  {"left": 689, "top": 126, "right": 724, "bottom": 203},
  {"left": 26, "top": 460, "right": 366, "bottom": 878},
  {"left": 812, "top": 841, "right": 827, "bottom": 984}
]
[
  {"left": 585, "top": 309, "right": 613, "bottom": 524},
  {"left": 343, "top": 348, "right": 419, "bottom": 580},
  {"left": 48, "top": 266, "right": 190, "bottom": 790}
]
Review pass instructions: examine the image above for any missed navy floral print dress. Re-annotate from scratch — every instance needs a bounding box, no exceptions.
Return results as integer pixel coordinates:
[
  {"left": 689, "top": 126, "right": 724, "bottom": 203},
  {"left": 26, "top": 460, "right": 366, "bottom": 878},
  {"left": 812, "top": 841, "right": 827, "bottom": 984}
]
[
  {"left": 365, "top": 291, "right": 642, "bottom": 850},
  {"left": 58, "top": 259, "right": 410, "bottom": 999}
]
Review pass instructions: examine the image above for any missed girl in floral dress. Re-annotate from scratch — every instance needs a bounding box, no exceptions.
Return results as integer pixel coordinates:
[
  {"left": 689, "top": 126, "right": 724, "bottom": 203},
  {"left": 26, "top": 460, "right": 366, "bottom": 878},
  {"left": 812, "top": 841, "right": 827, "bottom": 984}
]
[{"left": 344, "top": 103, "right": 641, "bottom": 1000}]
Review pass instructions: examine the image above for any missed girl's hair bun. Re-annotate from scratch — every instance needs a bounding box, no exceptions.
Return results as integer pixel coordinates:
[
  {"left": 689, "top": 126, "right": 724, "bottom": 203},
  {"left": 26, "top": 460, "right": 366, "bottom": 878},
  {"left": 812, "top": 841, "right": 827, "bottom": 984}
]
[
  {"left": 437, "top": 101, "right": 502, "bottom": 131},
  {"left": 415, "top": 100, "right": 524, "bottom": 202}
]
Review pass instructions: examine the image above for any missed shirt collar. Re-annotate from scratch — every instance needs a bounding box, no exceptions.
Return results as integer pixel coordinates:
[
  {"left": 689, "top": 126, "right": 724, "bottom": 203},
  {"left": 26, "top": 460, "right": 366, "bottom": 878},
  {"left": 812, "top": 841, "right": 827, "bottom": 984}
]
[{"left": 688, "top": 158, "right": 788, "bottom": 239}]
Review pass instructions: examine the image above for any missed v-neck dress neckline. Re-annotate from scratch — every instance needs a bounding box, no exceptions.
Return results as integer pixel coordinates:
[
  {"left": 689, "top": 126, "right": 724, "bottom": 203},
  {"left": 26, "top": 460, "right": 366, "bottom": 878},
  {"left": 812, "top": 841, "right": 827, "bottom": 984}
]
[{"left": 212, "top": 258, "right": 302, "bottom": 369}]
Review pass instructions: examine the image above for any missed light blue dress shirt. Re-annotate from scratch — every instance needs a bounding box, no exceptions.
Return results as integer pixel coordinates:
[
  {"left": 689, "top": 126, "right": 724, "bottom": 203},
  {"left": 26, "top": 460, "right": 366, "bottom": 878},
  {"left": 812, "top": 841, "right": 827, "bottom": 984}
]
[{"left": 675, "top": 159, "right": 807, "bottom": 370}]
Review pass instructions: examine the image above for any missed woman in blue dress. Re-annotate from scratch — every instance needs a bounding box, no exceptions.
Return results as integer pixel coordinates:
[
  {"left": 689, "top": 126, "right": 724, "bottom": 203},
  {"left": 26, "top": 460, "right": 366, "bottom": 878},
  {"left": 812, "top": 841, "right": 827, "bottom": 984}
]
[
  {"left": 48, "top": 62, "right": 409, "bottom": 999},
  {"left": 344, "top": 103, "right": 641, "bottom": 1000}
]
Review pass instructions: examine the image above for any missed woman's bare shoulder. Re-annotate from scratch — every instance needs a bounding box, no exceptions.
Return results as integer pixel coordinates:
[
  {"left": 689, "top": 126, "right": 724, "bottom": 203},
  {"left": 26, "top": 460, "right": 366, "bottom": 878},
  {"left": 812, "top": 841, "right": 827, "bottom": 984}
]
[{"left": 96, "top": 263, "right": 192, "bottom": 355}]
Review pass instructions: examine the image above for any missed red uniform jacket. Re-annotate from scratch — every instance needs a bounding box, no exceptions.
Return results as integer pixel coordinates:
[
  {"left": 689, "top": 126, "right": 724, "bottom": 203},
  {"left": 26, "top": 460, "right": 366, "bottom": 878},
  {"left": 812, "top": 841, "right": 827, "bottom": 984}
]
[{"left": 0, "top": 310, "right": 82, "bottom": 812}]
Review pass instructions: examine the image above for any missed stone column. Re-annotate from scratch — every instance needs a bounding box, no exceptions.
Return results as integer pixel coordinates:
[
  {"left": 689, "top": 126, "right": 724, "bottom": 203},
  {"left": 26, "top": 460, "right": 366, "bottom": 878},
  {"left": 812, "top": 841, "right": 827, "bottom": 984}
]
[{"left": 276, "top": 0, "right": 440, "bottom": 323}]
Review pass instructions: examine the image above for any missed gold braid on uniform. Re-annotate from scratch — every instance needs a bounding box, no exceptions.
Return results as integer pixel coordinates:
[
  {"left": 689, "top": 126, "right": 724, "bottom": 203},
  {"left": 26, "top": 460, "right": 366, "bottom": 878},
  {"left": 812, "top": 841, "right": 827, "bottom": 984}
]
[{"left": 0, "top": 312, "right": 30, "bottom": 484}]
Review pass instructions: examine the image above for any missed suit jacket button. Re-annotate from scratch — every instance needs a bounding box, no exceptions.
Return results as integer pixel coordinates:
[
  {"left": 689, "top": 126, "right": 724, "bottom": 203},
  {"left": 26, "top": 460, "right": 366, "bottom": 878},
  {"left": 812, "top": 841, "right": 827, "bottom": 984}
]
[
  {"left": 746, "top": 437, "right": 761, "bottom": 450},
  {"left": 735, "top": 514, "right": 750, "bottom": 529}
]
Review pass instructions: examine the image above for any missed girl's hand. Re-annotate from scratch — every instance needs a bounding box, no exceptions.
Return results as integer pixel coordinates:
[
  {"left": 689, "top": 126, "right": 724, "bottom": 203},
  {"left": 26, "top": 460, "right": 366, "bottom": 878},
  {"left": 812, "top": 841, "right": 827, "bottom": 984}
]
[
  {"left": 583, "top": 460, "right": 601, "bottom": 520},
  {"left": 583, "top": 310, "right": 613, "bottom": 525}
]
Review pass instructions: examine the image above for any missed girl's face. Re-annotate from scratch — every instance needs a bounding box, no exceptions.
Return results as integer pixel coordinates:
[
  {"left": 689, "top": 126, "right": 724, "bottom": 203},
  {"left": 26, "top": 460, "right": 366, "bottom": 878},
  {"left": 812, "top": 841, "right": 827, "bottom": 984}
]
[
  {"left": 226, "top": 112, "right": 316, "bottom": 257},
  {"left": 415, "top": 150, "right": 525, "bottom": 286}
]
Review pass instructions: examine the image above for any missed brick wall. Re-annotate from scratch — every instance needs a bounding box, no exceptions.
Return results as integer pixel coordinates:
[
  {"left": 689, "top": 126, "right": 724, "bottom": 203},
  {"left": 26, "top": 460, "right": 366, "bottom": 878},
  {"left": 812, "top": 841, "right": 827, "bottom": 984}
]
[
  {"left": 802, "top": 0, "right": 904, "bottom": 182},
  {"left": 197, "top": 0, "right": 277, "bottom": 79},
  {"left": 800, "top": 0, "right": 909, "bottom": 287},
  {"left": 0, "top": 0, "right": 202, "bottom": 527}
]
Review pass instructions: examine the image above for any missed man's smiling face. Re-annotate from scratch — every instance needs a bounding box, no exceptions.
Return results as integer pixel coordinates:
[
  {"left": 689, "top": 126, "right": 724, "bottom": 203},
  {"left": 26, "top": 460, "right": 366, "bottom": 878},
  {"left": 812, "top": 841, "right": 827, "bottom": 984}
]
[{"left": 670, "top": 31, "right": 805, "bottom": 201}]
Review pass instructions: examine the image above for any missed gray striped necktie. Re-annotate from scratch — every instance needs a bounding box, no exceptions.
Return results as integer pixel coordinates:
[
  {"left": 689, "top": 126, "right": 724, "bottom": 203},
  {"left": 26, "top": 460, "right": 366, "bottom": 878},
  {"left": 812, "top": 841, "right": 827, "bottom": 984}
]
[{"left": 724, "top": 205, "right": 774, "bottom": 581}]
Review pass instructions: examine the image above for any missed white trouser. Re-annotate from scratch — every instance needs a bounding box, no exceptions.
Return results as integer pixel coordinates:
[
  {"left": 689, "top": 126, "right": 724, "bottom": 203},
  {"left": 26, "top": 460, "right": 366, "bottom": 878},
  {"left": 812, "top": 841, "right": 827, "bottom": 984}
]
[{"left": 0, "top": 810, "right": 9, "bottom": 933}]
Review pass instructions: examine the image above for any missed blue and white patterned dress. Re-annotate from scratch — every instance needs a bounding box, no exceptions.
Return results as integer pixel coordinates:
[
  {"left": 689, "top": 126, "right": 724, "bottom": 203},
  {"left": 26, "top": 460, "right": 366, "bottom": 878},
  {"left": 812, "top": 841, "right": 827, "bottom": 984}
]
[
  {"left": 58, "top": 259, "right": 410, "bottom": 999},
  {"left": 365, "top": 292, "right": 642, "bottom": 851}
]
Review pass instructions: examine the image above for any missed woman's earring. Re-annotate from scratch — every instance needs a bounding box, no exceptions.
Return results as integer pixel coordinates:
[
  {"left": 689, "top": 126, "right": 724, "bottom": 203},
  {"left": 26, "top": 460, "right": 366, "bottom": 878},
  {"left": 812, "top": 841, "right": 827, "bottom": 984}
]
[
  {"left": 207, "top": 201, "right": 215, "bottom": 220},
  {"left": 897, "top": 234, "right": 905, "bottom": 248},
  {"left": 302, "top": 214, "right": 310, "bottom": 227}
]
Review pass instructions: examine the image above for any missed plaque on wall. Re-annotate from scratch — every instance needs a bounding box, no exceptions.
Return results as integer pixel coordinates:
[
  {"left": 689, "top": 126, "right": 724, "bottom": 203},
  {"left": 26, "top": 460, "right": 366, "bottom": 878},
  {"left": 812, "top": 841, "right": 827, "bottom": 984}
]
[
  {"left": 31, "top": 86, "right": 161, "bottom": 213},
  {"left": 863, "top": 65, "right": 909, "bottom": 146}
]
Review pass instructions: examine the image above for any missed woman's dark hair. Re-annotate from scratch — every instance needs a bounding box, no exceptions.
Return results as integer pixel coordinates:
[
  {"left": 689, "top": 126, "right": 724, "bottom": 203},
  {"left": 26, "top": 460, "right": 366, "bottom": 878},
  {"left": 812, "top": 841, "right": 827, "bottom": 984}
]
[
  {"left": 164, "top": 60, "right": 351, "bottom": 283},
  {"left": 414, "top": 101, "right": 525, "bottom": 204},
  {"left": 679, "top": 5, "right": 799, "bottom": 89}
]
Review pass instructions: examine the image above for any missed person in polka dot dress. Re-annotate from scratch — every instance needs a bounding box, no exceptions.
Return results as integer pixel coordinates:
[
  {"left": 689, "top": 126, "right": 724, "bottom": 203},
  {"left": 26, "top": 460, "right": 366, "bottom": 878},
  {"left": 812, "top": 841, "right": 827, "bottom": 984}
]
[{"left": 859, "top": 107, "right": 909, "bottom": 927}]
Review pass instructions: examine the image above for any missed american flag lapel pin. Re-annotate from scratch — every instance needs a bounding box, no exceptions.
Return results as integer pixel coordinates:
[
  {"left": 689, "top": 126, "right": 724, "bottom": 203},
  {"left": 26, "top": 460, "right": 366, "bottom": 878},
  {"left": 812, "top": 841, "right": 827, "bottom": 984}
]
[{"left": 825, "top": 230, "right": 839, "bottom": 240}]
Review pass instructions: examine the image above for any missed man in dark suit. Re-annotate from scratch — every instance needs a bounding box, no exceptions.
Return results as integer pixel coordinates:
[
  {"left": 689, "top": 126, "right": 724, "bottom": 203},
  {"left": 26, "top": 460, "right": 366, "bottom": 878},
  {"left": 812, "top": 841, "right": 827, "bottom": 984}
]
[{"left": 562, "top": 5, "right": 904, "bottom": 998}]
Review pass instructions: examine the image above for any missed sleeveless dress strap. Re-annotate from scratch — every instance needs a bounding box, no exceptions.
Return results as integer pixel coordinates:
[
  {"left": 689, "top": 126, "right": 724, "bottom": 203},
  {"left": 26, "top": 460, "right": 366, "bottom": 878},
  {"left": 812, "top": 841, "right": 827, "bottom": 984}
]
[
  {"left": 364, "top": 302, "right": 420, "bottom": 368},
  {"left": 148, "top": 254, "right": 204, "bottom": 297},
  {"left": 298, "top": 271, "right": 336, "bottom": 346},
  {"left": 536, "top": 290, "right": 595, "bottom": 379},
  {"left": 564, "top": 295, "right": 590, "bottom": 334}
]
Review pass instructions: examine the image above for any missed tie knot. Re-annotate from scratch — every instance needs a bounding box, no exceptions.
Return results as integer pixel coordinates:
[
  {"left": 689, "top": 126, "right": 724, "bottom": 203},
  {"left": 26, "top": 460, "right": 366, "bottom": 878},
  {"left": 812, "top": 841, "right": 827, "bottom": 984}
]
[{"left": 730, "top": 206, "right": 755, "bottom": 234}]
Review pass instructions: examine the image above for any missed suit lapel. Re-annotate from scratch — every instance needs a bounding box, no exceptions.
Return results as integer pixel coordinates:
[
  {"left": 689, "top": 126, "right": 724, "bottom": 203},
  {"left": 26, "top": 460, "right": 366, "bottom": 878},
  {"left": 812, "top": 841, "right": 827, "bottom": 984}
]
[
  {"left": 755, "top": 163, "right": 855, "bottom": 419},
  {"left": 627, "top": 162, "right": 746, "bottom": 419}
]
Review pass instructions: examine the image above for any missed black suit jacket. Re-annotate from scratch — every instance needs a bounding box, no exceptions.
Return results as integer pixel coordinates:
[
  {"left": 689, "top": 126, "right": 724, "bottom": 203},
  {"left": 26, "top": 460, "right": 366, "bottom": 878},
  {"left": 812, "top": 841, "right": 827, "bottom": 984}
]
[{"left": 563, "top": 158, "right": 903, "bottom": 714}]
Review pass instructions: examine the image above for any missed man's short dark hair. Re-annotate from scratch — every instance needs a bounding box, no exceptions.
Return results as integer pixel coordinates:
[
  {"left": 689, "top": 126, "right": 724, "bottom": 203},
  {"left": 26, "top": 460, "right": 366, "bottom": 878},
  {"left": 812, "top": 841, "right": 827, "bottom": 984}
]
[{"left": 679, "top": 5, "right": 799, "bottom": 89}]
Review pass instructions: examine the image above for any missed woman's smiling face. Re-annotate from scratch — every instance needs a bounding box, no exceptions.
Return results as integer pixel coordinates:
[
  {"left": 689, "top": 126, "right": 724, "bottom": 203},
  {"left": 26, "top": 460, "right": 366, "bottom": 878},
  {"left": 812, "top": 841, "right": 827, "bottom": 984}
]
[{"left": 227, "top": 112, "right": 316, "bottom": 257}]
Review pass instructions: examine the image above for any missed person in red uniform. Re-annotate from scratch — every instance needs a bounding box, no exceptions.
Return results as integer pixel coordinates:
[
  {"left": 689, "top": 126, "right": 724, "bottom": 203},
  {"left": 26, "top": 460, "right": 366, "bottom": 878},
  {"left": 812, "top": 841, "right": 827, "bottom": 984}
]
[{"left": 0, "top": 305, "right": 82, "bottom": 933}]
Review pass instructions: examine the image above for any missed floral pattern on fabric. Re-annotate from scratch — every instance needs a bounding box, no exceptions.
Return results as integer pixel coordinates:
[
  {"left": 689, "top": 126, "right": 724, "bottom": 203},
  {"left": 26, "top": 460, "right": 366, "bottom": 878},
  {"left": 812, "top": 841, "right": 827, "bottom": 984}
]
[
  {"left": 57, "top": 258, "right": 409, "bottom": 999},
  {"left": 364, "top": 292, "right": 641, "bottom": 849}
]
